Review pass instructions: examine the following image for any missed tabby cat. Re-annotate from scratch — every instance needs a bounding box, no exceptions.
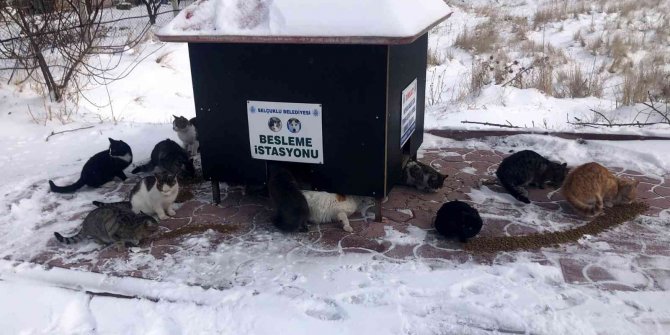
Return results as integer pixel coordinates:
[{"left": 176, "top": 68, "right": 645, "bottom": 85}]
[
  {"left": 54, "top": 206, "right": 157, "bottom": 248},
  {"left": 131, "top": 139, "right": 195, "bottom": 177},
  {"left": 172, "top": 115, "right": 199, "bottom": 157},
  {"left": 400, "top": 160, "right": 447, "bottom": 192},
  {"left": 267, "top": 165, "right": 309, "bottom": 232},
  {"left": 301, "top": 191, "right": 375, "bottom": 232},
  {"left": 93, "top": 172, "right": 179, "bottom": 220},
  {"left": 49, "top": 138, "right": 132, "bottom": 193},
  {"left": 496, "top": 150, "right": 568, "bottom": 204},
  {"left": 561, "top": 162, "right": 638, "bottom": 216}
]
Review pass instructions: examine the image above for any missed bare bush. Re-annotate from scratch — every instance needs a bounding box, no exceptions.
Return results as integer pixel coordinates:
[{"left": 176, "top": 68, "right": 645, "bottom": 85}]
[
  {"left": 619, "top": 66, "right": 669, "bottom": 105},
  {"left": 454, "top": 20, "right": 498, "bottom": 54},
  {"left": 555, "top": 66, "right": 603, "bottom": 98}
]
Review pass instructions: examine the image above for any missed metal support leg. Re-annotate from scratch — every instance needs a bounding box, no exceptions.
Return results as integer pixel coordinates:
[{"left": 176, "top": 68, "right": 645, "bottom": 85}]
[
  {"left": 374, "top": 197, "right": 383, "bottom": 223},
  {"left": 212, "top": 180, "right": 221, "bottom": 204}
]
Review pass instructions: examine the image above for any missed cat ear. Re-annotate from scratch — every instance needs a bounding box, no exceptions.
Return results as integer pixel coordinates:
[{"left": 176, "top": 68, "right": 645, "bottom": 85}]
[
  {"left": 108, "top": 138, "right": 114, "bottom": 143},
  {"left": 173, "top": 115, "right": 178, "bottom": 119},
  {"left": 561, "top": 163, "right": 567, "bottom": 167}
]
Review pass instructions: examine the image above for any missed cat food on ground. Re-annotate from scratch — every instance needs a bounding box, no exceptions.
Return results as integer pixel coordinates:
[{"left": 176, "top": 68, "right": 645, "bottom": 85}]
[
  {"left": 496, "top": 150, "right": 568, "bottom": 204},
  {"left": 49, "top": 138, "right": 133, "bottom": 193},
  {"left": 464, "top": 202, "right": 648, "bottom": 252},
  {"left": 434, "top": 200, "right": 482, "bottom": 242},
  {"left": 562, "top": 162, "right": 638, "bottom": 216}
]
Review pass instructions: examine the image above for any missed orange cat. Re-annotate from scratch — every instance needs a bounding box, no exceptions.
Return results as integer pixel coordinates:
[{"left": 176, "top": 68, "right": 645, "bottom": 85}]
[{"left": 561, "top": 162, "right": 639, "bottom": 216}]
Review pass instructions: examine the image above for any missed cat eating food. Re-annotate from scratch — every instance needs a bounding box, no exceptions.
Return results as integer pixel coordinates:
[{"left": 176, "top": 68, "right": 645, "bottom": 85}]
[
  {"left": 54, "top": 206, "right": 158, "bottom": 249},
  {"left": 561, "top": 162, "right": 638, "bottom": 216},
  {"left": 94, "top": 172, "right": 179, "bottom": 220},
  {"left": 400, "top": 160, "right": 447, "bottom": 192},
  {"left": 301, "top": 191, "right": 375, "bottom": 232},
  {"left": 495, "top": 150, "right": 568, "bottom": 204},
  {"left": 49, "top": 138, "right": 132, "bottom": 193},
  {"left": 267, "top": 165, "right": 310, "bottom": 232},
  {"left": 131, "top": 139, "right": 195, "bottom": 178},
  {"left": 172, "top": 115, "right": 199, "bottom": 157},
  {"left": 434, "top": 200, "right": 482, "bottom": 242}
]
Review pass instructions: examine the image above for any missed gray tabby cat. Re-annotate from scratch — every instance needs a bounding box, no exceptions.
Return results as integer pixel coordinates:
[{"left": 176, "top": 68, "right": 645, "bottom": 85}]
[
  {"left": 400, "top": 160, "right": 448, "bottom": 192},
  {"left": 93, "top": 173, "right": 179, "bottom": 220},
  {"left": 54, "top": 207, "right": 158, "bottom": 249},
  {"left": 173, "top": 115, "right": 199, "bottom": 157}
]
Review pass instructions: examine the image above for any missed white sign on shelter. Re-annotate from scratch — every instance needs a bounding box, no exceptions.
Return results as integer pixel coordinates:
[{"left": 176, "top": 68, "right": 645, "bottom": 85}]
[
  {"left": 400, "top": 78, "right": 417, "bottom": 147},
  {"left": 247, "top": 100, "right": 324, "bottom": 164}
]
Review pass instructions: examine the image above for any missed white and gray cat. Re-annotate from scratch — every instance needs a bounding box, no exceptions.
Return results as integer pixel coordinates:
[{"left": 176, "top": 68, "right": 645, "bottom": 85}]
[
  {"left": 54, "top": 206, "right": 158, "bottom": 249},
  {"left": 301, "top": 191, "right": 375, "bottom": 232},
  {"left": 173, "top": 115, "right": 199, "bottom": 157},
  {"left": 400, "top": 160, "right": 447, "bottom": 192},
  {"left": 93, "top": 172, "right": 179, "bottom": 220}
]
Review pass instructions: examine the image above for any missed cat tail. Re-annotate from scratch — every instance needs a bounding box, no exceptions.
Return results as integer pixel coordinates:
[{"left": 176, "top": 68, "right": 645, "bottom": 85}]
[
  {"left": 131, "top": 162, "right": 154, "bottom": 174},
  {"left": 92, "top": 200, "right": 132, "bottom": 210},
  {"left": 564, "top": 193, "right": 600, "bottom": 216},
  {"left": 54, "top": 230, "right": 84, "bottom": 244},
  {"left": 499, "top": 180, "right": 531, "bottom": 204},
  {"left": 49, "top": 178, "right": 85, "bottom": 193}
]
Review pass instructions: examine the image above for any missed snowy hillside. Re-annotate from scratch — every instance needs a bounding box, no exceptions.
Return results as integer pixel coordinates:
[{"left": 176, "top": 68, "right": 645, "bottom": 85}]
[{"left": 1, "top": 0, "right": 669, "bottom": 334}]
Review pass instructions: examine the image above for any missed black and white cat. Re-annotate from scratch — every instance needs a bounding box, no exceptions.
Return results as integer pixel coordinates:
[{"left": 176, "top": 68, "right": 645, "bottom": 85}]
[
  {"left": 267, "top": 165, "right": 309, "bottom": 232},
  {"left": 131, "top": 139, "right": 195, "bottom": 178},
  {"left": 172, "top": 115, "right": 199, "bottom": 157},
  {"left": 434, "top": 200, "right": 482, "bottom": 242},
  {"left": 495, "top": 150, "right": 568, "bottom": 204},
  {"left": 301, "top": 191, "right": 375, "bottom": 232},
  {"left": 400, "top": 160, "right": 447, "bottom": 192},
  {"left": 93, "top": 172, "right": 179, "bottom": 220},
  {"left": 49, "top": 138, "right": 132, "bottom": 193}
]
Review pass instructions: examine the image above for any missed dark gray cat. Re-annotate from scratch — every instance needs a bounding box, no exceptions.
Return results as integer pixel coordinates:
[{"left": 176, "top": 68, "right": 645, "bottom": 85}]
[
  {"left": 54, "top": 207, "right": 158, "bottom": 248},
  {"left": 172, "top": 115, "right": 198, "bottom": 156},
  {"left": 400, "top": 160, "right": 448, "bottom": 192},
  {"left": 268, "top": 165, "right": 309, "bottom": 232},
  {"left": 495, "top": 150, "right": 568, "bottom": 204},
  {"left": 131, "top": 139, "right": 195, "bottom": 177}
]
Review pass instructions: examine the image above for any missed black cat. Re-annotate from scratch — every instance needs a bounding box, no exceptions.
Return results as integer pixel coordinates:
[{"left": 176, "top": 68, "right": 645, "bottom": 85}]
[
  {"left": 267, "top": 165, "right": 309, "bottom": 232},
  {"left": 131, "top": 139, "right": 195, "bottom": 177},
  {"left": 49, "top": 138, "right": 132, "bottom": 193},
  {"left": 434, "top": 200, "right": 482, "bottom": 242},
  {"left": 495, "top": 150, "right": 568, "bottom": 204}
]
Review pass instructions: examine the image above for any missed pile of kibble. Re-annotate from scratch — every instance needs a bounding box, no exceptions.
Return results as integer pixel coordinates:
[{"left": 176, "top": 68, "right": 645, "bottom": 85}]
[{"left": 464, "top": 202, "right": 649, "bottom": 252}]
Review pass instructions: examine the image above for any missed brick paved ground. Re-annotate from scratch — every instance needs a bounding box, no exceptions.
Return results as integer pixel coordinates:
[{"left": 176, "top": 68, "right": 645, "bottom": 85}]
[{"left": 14, "top": 140, "right": 670, "bottom": 291}]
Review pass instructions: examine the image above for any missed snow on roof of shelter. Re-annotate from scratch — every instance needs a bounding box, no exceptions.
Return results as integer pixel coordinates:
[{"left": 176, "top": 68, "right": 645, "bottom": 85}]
[{"left": 157, "top": 0, "right": 452, "bottom": 45}]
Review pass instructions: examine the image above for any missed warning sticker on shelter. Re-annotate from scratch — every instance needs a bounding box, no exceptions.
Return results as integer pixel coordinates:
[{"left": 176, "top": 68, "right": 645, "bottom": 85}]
[
  {"left": 400, "top": 78, "right": 417, "bottom": 147},
  {"left": 248, "top": 100, "right": 324, "bottom": 164}
]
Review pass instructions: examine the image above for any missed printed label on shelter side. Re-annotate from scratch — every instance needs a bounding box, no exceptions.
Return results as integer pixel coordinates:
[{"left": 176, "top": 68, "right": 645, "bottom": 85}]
[
  {"left": 248, "top": 100, "right": 323, "bottom": 164},
  {"left": 400, "top": 78, "right": 418, "bottom": 147}
]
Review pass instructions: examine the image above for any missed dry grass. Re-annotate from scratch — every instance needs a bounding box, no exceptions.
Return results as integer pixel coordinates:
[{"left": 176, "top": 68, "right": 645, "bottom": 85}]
[
  {"left": 555, "top": 66, "right": 604, "bottom": 98},
  {"left": 619, "top": 65, "right": 669, "bottom": 105},
  {"left": 454, "top": 20, "right": 499, "bottom": 54},
  {"left": 427, "top": 48, "right": 444, "bottom": 66}
]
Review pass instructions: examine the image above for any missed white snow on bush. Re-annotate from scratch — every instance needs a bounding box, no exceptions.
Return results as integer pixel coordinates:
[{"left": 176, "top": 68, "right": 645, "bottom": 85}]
[{"left": 160, "top": 0, "right": 450, "bottom": 37}]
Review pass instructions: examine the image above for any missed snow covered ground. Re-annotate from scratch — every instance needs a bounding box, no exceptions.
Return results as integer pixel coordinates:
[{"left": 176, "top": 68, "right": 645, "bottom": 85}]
[{"left": 1, "top": 0, "right": 670, "bottom": 333}]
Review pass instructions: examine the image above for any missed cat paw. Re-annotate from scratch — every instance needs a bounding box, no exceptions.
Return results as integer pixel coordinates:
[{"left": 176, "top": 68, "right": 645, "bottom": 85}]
[
  {"left": 158, "top": 214, "right": 169, "bottom": 220},
  {"left": 343, "top": 225, "right": 353, "bottom": 233},
  {"left": 167, "top": 208, "right": 177, "bottom": 216}
]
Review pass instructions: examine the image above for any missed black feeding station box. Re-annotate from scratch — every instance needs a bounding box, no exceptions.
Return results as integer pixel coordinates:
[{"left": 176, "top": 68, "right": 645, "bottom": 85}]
[{"left": 157, "top": 1, "right": 451, "bottom": 220}]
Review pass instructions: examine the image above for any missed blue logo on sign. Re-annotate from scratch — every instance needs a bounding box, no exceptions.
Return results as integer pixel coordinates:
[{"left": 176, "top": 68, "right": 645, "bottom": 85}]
[
  {"left": 250, "top": 106, "right": 256, "bottom": 113},
  {"left": 313, "top": 109, "right": 319, "bottom": 117}
]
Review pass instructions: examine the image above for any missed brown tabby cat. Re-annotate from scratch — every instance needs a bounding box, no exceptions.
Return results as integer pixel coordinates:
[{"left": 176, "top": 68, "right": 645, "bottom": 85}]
[{"left": 561, "top": 162, "right": 639, "bottom": 216}]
